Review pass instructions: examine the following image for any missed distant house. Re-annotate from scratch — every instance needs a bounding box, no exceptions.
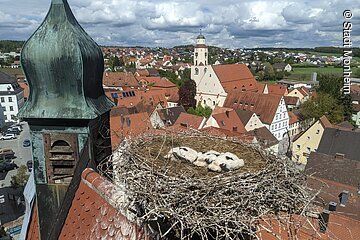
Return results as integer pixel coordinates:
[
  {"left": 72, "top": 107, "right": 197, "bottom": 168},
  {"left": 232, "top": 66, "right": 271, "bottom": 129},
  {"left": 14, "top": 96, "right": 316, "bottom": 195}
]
[
  {"left": 284, "top": 96, "right": 300, "bottom": 110},
  {"left": 172, "top": 112, "right": 206, "bottom": 130},
  {"left": 288, "top": 111, "right": 303, "bottom": 137},
  {"left": 0, "top": 72, "right": 25, "bottom": 122},
  {"left": 224, "top": 92, "right": 289, "bottom": 140},
  {"left": 235, "top": 109, "right": 264, "bottom": 131},
  {"left": 258, "top": 83, "right": 288, "bottom": 96},
  {"left": 291, "top": 116, "right": 331, "bottom": 165},
  {"left": 102, "top": 72, "right": 139, "bottom": 89},
  {"left": 287, "top": 87, "right": 310, "bottom": 103},
  {"left": 136, "top": 77, "right": 177, "bottom": 89},
  {"left": 273, "top": 62, "right": 292, "bottom": 72},
  {"left": 110, "top": 112, "right": 152, "bottom": 149},
  {"left": 247, "top": 127, "right": 279, "bottom": 155},
  {"left": 149, "top": 106, "right": 185, "bottom": 128},
  {"left": 203, "top": 108, "right": 247, "bottom": 134}
]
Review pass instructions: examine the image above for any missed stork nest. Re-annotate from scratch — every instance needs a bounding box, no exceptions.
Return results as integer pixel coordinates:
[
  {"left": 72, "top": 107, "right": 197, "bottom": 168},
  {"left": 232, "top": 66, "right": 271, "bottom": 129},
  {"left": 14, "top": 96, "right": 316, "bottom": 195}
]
[{"left": 100, "top": 133, "right": 316, "bottom": 240}]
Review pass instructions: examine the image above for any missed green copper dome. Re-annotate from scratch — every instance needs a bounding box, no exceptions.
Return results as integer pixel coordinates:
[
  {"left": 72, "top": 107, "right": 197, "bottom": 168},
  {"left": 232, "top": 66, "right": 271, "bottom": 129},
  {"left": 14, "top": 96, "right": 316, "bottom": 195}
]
[{"left": 19, "top": 0, "right": 114, "bottom": 120}]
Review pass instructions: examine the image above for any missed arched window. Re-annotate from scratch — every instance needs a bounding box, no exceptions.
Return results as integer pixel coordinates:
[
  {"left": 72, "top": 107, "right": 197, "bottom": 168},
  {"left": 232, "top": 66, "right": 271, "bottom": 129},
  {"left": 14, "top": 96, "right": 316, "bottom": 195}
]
[
  {"left": 204, "top": 67, "right": 207, "bottom": 73},
  {"left": 195, "top": 60, "right": 198, "bottom": 66},
  {"left": 195, "top": 68, "right": 199, "bottom": 75},
  {"left": 195, "top": 52, "right": 198, "bottom": 58}
]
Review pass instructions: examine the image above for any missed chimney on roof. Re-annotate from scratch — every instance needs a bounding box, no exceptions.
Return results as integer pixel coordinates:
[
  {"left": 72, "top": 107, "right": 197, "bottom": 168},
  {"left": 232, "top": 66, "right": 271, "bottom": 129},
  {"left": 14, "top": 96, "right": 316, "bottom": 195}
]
[
  {"left": 328, "top": 201, "right": 337, "bottom": 211},
  {"left": 319, "top": 209, "right": 330, "bottom": 233},
  {"left": 339, "top": 190, "right": 349, "bottom": 206}
]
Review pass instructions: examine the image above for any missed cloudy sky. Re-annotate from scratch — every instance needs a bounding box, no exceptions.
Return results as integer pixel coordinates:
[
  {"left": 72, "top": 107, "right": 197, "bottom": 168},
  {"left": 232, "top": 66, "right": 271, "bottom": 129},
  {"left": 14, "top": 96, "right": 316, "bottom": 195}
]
[{"left": 0, "top": 0, "right": 359, "bottom": 48}]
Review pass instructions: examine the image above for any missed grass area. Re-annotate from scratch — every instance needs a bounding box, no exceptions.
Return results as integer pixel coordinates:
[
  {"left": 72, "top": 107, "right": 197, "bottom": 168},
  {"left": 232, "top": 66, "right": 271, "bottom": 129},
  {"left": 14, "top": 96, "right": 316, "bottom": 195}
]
[
  {"left": 0, "top": 67, "right": 24, "bottom": 77},
  {"left": 287, "top": 66, "right": 343, "bottom": 81}
]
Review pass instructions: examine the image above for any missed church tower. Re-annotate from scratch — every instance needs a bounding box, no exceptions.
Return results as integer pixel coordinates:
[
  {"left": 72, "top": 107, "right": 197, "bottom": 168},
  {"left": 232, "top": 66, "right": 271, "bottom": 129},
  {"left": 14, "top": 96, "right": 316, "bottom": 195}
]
[
  {"left": 19, "top": 0, "right": 114, "bottom": 239},
  {"left": 191, "top": 34, "right": 209, "bottom": 86}
]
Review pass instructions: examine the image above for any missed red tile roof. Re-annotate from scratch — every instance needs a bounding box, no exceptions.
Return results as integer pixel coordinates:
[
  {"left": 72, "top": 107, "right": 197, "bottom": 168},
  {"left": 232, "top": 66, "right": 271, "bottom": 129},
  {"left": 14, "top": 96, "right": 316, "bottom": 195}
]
[
  {"left": 284, "top": 96, "right": 300, "bottom": 106},
  {"left": 212, "top": 64, "right": 258, "bottom": 92},
  {"left": 224, "top": 91, "right": 283, "bottom": 125},
  {"left": 211, "top": 109, "right": 247, "bottom": 133},
  {"left": 19, "top": 81, "right": 30, "bottom": 99},
  {"left": 263, "top": 84, "right": 288, "bottom": 96},
  {"left": 110, "top": 112, "right": 152, "bottom": 149},
  {"left": 26, "top": 205, "right": 40, "bottom": 240},
  {"left": 59, "top": 168, "right": 148, "bottom": 240},
  {"left": 288, "top": 111, "right": 300, "bottom": 125},
  {"left": 257, "top": 212, "right": 360, "bottom": 240},
  {"left": 136, "top": 76, "right": 177, "bottom": 89},
  {"left": 103, "top": 72, "right": 139, "bottom": 88},
  {"left": 173, "top": 112, "right": 204, "bottom": 129}
]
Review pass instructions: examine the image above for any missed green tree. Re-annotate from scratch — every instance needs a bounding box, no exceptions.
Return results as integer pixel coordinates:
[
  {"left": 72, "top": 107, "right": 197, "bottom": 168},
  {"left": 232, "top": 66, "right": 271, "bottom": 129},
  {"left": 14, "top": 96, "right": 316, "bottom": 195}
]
[
  {"left": 109, "top": 56, "right": 121, "bottom": 71},
  {"left": 300, "top": 93, "right": 344, "bottom": 123},
  {"left": 187, "top": 104, "right": 212, "bottom": 118},
  {"left": 353, "top": 68, "right": 360, "bottom": 78},
  {"left": 263, "top": 63, "right": 275, "bottom": 81},
  {"left": 178, "top": 79, "right": 196, "bottom": 110},
  {"left": 317, "top": 74, "right": 342, "bottom": 99},
  {"left": 11, "top": 165, "right": 29, "bottom": 188}
]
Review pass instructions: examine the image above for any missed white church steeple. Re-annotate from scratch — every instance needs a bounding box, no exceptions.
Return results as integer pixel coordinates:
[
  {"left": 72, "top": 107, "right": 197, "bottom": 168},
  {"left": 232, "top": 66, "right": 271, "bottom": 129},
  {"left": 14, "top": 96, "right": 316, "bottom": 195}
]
[{"left": 194, "top": 33, "right": 208, "bottom": 66}]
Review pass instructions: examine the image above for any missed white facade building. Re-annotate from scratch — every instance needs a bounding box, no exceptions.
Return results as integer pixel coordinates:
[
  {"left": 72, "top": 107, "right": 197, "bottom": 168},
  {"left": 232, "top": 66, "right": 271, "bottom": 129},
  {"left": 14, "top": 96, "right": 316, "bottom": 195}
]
[{"left": 0, "top": 72, "right": 25, "bottom": 122}]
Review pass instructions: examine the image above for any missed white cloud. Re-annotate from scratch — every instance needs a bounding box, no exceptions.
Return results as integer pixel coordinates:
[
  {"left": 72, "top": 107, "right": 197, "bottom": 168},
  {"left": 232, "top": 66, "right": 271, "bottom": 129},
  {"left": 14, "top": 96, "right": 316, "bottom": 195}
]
[{"left": 0, "top": 0, "right": 359, "bottom": 48}]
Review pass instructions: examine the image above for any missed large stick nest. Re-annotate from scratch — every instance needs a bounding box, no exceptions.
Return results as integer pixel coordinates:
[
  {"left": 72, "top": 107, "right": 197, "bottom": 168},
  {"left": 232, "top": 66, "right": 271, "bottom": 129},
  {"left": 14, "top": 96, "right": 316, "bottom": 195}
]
[{"left": 100, "top": 133, "right": 316, "bottom": 240}]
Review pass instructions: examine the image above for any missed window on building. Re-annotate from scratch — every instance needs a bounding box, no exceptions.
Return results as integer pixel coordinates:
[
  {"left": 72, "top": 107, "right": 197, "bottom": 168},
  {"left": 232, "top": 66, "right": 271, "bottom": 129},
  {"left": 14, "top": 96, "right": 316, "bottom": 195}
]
[
  {"left": 0, "top": 97, "right": 4, "bottom": 103},
  {"left": 204, "top": 68, "right": 207, "bottom": 73},
  {"left": 233, "top": 127, "right": 238, "bottom": 132},
  {"left": 316, "top": 129, "right": 320, "bottom": 134},
  {"left": 8, "top": 97, "right": 12, "bottom": 102},
  {"left": 307, "top": 147, "right": 311, "bottom": 153},
  {"left": 297, "top": 144, "right": 300, "bottom": 149},
  {"left": 307, "top": 136, "right": 310, "bottom": 140},
  {"left": 213, "top": 101, "right": 216, "bottom": 106},
  {"left": 195, "top": 68, "right": 199, "bottom": 75},
  {"left": 195, "top": 52, "right": 198, "bottom": 58},
  {"left": 9, "top": 106, "right": 13, "bottom": 111}
]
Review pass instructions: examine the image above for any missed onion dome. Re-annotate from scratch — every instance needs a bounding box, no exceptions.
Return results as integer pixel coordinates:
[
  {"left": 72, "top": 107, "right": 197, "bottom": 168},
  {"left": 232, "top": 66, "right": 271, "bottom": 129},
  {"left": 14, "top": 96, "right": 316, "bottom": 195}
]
[{"left": 19, "top": 0, "right": 114, "bottom": 120}]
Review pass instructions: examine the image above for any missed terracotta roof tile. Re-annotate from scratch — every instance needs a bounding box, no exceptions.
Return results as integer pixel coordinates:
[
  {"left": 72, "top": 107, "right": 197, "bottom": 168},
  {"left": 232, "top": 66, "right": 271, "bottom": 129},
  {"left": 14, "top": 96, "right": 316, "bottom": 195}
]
[
  {"left": 136, "top": 76, "right": 177, "bottom": 89},
  {"left": 211, "top": 109, "right": 247, "bottom": 133},
  {"left": 288, "top": 111, "right": 300, "bottom": 125},
  {"left": 59, "top": 168, "right": 148, "bottom": 240},
  {"left": 266, "top": 84, "right": 288, "bottom": 96},
  {"left": 173, "top": 112, "right": 205, "bottom": 129},
  {"left": 19, "top": 81, "right": 30, "bottom": 99},
  {"left": 103, "top": 72, "right": 139, "bottom": 88},
  {"left": 26, "top": 205, "right": 40, "bottom": 240},
  {"left": 257, "top": 212, "right": 360, "bottom": 240},
  {"left": 224, "top": 91, "right": 283, "bottom": 125},
  {"left": 110, "top": 112, "right": 152, "bottom": 149},
  {"left": 284, "top": 96, "right": 300, "bottom": 106},
  {"left": 212, "top": 64, "right": 258, "bottom": 92}
]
